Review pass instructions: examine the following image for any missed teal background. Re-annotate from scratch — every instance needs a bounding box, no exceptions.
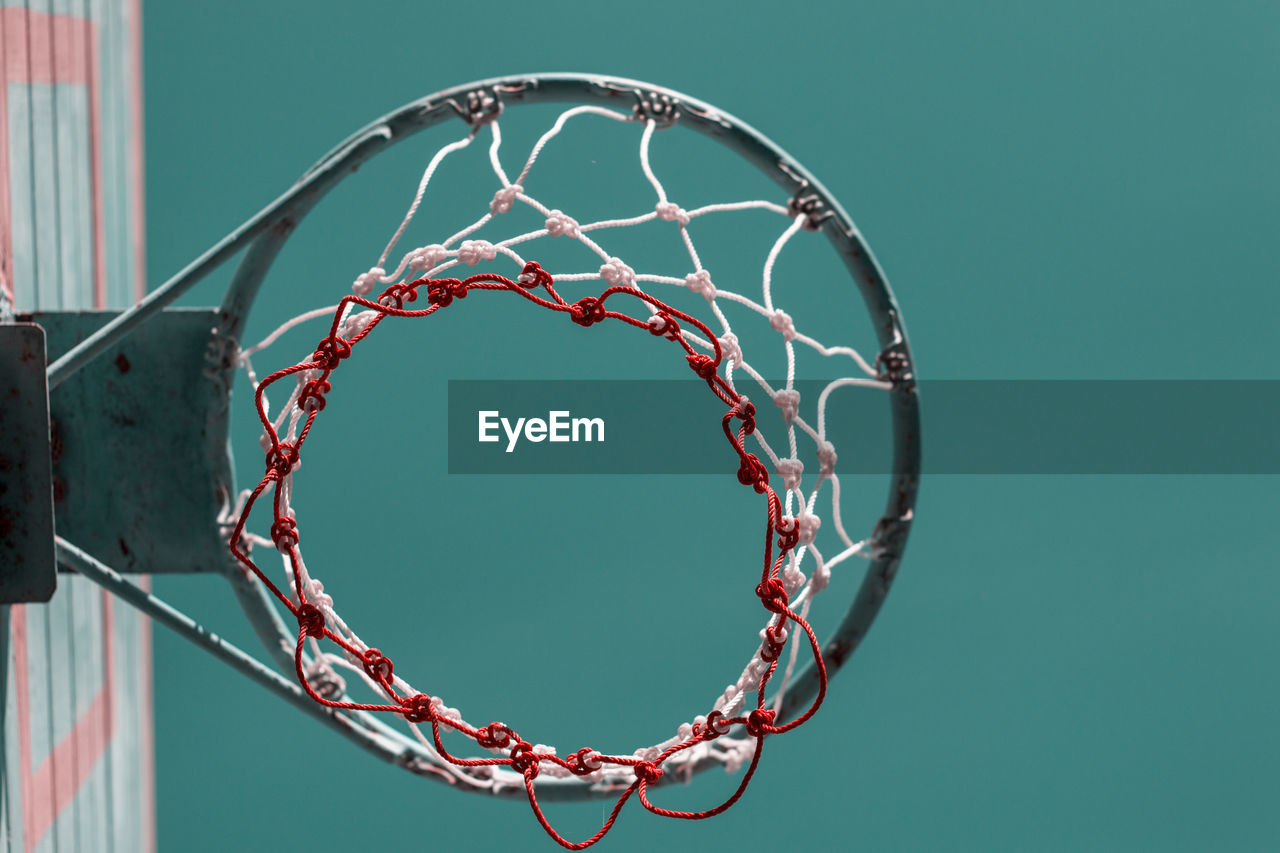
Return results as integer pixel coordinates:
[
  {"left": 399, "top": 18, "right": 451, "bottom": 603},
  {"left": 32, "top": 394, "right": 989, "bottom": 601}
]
[{"left": 143, "top": 1, "right": 1278, "bottom": 851}]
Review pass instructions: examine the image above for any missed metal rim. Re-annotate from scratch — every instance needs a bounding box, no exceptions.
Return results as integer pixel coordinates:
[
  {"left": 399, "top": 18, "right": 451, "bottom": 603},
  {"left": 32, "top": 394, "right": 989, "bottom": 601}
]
[{"left": 51, "top": 73, "right": 921, "bottom": 798}]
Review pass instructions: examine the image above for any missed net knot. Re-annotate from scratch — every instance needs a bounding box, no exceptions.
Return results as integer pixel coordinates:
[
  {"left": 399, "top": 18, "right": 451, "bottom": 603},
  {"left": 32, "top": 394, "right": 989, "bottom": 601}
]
[
  {"left": 303, "top": 578, "right": 333, "bottom": 611},
  {"left": 298, "top": 378, "right": 331, "bottom": 413},
  {"left": 745, "top": 658, "right": 770, "bottom": 685},
  {"left": 775, "top": 515, "right": 800, "bottom": 552},
  {"left": 407, "top": 244, "right": 447, "bottom": 272},
  {"left": 457, "top": 239, "right": 497, "bottom": 266},
  {"left": 647, "top": 312, "right": 681, "bottom": 341},
  {"left": 427, "top": 278, "right": 468, "bottom": 308},
  {"left": 775, "top": 458, "right": 803, "bottom": 491},
  {"left": 544, "top": 209, "right": 580, "bottom": 238},
  {"left": 730, "top": 399, "right": 756, "bottom": 434},
  {"left": 745, "top": 708, "right": 777, "bottom": 738},
  {"left": 816, "top": 440, "right": 837, "bottom": 476},
  {"left": 634, "top": 90, "right": 680, "bottom": 126},
  {"left": 769, "top": 309, "right": 798, "bottom": 341},
  {"left": 655, "top": 201, "right": 690, "bottom": 226},
  {"left": 737, "top": 453, "right": 769, "bottom": 493},
  {"left": 434, "top": 699, "right": 462, "bottom": 723},
  {"left": 684, "top": 269, "right": 715, "bottom": 301},
  {"left": 789, "top": 192, "right": 831, "bottom": 231},
  {"left": 782, "top": 561, "right": 806, "bottom": 596},
  {"left": 797, "top": 512, "right": 821, "bottom": 546},
  {"left": 361, "top": 648, "right": 394, "bottom": 683},
  {"left": 698, "top": 710, "right": 732, "bottom": 738},
  {"left": 509, "top": 741, "right": 540, "bottom": 778},
  {"left": 599, "top": 257, "right": 635, "bottom": 287},
  {"left": 352, "top": 266, "right": 386, "bottom": 296},
  {"left": 811, "top": 563, "right": 831, "bottom": 593},
  {"left": 265, "top": 442, "right": 300, "bottom": 477},
  {"left": 516, "top": 261, "right": 552, "bottom": 290},
  {"left": 633, "top": 761, "right": 664, "bottom": 784},
  {"left": 755, "top": 577, "right": 789, "bottom": 614},
  {"left": 312, "top": 336, "right": 352, "bottom": 371},
  {"left": 296, "top": 604, "right": 326, "bottom": 638},
  {"left": 569, "top": 297, "right": 606, "bottom": 327},
  {"left": 760, "top": 622, "right": 788, "bottom": 662},
  {"left": 687, "top": 353, "right": 718, "bottom": 380},
  {"left": 476, "top": 723, "right": 512, "bottom": 749},
  {"left": 269, "top": 516, "right": 299, "bottom": 552},
  {"left": 401, "top": 693, "right": 435, "bottom": 724},
  {"left": 566, "top": 747, "right": 603, "bottom": 775},
  {"left": 490, "top": 184, "right": 522, "bottom": 214},
  {"left": 876, "top": 345, "right": 912, "bottom": 384},
  {"left": 718, "top": 332, "right": 742, "bottom": 368},
  {"left": 461, "top": 87, "right": 502, "bottom": 125},
  {"left": 377, "top": 283, "right": 419, "bottom": 310},
  {"left": 771, "top": 388, "right": 801, "bottom": 423}
]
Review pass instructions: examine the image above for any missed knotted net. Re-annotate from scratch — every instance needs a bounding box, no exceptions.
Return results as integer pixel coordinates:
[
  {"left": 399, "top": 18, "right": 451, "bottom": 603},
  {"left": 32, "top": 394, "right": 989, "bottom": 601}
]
[{"left": 225, "top": 95, "right": 908, "bottom": 848}]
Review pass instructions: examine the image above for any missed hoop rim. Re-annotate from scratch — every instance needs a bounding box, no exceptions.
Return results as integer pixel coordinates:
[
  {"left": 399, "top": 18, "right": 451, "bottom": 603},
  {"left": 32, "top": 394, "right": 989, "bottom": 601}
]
[{"left": 49, "top": 72, "right": 921, "bottom": 799}]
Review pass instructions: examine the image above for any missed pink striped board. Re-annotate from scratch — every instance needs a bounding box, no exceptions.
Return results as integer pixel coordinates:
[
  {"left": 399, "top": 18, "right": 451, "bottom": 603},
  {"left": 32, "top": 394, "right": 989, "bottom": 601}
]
[{"left": 1, "top": 1, "right": 153, "bottom": 851}]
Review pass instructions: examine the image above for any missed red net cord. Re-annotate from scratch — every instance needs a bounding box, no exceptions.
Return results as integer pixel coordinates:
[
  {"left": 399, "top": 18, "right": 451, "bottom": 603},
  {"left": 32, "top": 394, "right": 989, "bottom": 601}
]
[{"left": 228, "top": 262, "right": 828, "bottom": 849}]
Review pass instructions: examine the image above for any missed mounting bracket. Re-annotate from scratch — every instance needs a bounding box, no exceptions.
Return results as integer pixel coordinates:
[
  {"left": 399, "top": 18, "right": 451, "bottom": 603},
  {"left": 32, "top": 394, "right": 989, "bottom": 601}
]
[
  {"left": 1, "top": 309, "right": 235, "bottom": 597},
  {"left": 0, "top": 323, "right": 56, "bottom": 602}
]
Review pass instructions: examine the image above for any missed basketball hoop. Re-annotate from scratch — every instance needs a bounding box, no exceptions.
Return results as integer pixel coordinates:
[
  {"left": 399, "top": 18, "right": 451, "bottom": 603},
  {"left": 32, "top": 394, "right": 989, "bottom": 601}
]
[{"left": 42, "top": 74, "right": 920, "bottom": 848}]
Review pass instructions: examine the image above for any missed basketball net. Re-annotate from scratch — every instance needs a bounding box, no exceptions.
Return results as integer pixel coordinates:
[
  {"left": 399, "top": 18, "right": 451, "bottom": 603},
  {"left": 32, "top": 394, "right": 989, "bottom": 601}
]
[{"left": 226, "top": 102, "right": 896, "bottom": 849}]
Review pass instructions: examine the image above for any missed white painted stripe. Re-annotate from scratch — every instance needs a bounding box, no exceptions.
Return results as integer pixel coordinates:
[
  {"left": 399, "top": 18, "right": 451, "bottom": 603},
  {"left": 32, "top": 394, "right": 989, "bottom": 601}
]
[
  {"left": 24, "top": 604, "right": 55, "bottom": 850},
  {"left": 7, "top": 84, "right": 38, "bottom": 310},
  {"left": 2, "top": 610, "right": 22, "bottom": 853},
  {"left": 53, "top": 81, "right": 91, "bottom": 311},
  {"left": 99, "top": 0, "right": 125, "bottom": 308},
  {"left": 46, "top": 589, "right": 77, "bottom": 851},
  {"left": 69, "top": 579, "right": 103, "bottom": 849},
  {"left": 109, "top": 604, "right": 139, "bottom": 853},
  {"left": 1, "top": 3, "right": 153, "bottom": 848}
]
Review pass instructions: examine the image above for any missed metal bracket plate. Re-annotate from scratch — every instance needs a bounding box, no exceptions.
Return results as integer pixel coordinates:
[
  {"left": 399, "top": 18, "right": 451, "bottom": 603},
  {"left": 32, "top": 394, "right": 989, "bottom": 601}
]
[
  {"left": 27, "top": 309, "right": 234, "bottom": 574},
  {"left": 0, "top": 323, "right": 56, "bottom": 602}
]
